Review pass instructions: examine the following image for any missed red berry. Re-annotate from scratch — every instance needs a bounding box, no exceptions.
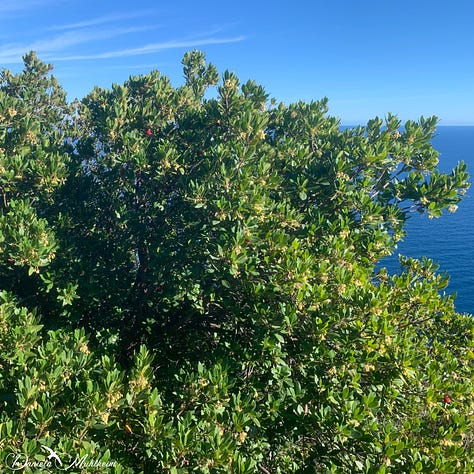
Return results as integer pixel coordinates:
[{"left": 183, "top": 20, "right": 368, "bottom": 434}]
[
  {"left": 145, "top": 129, "right": 152, "bottom": 136},
  {"left": 444, "top": 395, "right": 451, "bottom": 404}
]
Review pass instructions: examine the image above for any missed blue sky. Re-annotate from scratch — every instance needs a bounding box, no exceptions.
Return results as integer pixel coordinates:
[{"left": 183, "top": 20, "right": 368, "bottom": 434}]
[{"left": 1, "top": 0, "right": 473, "bottom": 125}]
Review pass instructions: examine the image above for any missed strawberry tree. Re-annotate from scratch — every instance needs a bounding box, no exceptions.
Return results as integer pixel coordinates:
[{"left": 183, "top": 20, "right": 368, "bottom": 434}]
[{"left": 0, "top": 51, "right": 472, "bottom": 473}]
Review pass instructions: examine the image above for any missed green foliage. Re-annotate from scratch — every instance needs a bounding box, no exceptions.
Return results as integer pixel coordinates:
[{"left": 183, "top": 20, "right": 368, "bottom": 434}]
[
  {"left": 0, "top": 51, "right": 71, "bottom": 311},
  {"left": 0, "top": 51, "right": 472, "bottom": 472}
]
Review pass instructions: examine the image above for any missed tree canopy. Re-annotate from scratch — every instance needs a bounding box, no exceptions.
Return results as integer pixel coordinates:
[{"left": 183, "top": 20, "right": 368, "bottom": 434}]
[{"left": 0, "top": 51, "right": 472, "bottom": 473}]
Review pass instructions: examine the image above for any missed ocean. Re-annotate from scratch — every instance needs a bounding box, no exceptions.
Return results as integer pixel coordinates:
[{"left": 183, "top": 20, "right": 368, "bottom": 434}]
[{"left": 381, "top": 126, "right": 474, "bottom": 315}]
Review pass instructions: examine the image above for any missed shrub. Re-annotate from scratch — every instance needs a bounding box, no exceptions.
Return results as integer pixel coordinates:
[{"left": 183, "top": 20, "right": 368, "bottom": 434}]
[{"left": 0, "top": 51, "right": 472, "bottom": 473}]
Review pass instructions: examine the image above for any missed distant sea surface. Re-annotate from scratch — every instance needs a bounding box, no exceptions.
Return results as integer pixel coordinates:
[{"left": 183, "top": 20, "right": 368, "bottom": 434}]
[{"left": 381, "top": 126, "right": 474, "bottom": 314}]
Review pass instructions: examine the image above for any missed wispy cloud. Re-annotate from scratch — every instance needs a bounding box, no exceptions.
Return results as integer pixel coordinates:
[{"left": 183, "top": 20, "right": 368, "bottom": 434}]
[
  {"left": 0, "top": 4, "right": 245, "bottom": 68},
  {"left": 0, "top": 26, "right": 157, "bottom": 64},
  {"left": 50, "top": 35, "right": 246, "bottom": 61},
  {"left": 50, "top": 10, "right": 160, "bottom": 30},
  {"left": 103, "top": 63, "right": 171, "bottom": 71},
  {"left": 0, "top": 0, "right": 60, "bottom": 14}
]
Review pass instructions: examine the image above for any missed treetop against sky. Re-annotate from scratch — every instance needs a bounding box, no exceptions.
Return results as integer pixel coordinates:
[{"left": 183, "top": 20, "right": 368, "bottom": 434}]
[{"left": 1, "top": 1, "right": 473, "bottom": 123}]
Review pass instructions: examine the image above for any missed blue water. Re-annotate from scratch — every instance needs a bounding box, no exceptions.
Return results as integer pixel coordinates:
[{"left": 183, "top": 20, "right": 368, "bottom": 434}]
[{"left": 381, "top": 126, "right": 474, "bottom": 314}]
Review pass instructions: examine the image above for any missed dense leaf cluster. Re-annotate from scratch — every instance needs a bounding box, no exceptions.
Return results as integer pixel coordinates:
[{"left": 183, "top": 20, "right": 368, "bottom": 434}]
[{"left": 0, "top": 51, "right": 472, "bottom": 473}]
